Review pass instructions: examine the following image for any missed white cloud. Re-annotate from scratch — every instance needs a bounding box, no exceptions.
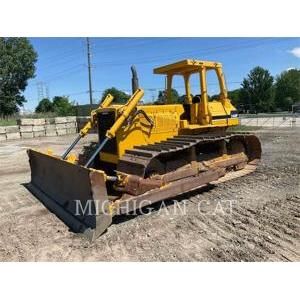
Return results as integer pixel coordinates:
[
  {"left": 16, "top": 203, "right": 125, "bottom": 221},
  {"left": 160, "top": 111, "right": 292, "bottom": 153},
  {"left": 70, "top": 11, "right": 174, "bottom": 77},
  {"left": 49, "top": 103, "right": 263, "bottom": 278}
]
[{"left": 289, "top": 47, "right": 300, "bottom": 58}]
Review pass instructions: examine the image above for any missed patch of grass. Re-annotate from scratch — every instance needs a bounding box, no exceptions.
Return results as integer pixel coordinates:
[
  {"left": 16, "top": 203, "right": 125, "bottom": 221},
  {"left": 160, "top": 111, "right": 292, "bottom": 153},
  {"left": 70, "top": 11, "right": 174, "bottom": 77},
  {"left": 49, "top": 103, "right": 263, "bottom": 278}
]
[
  {"left": 228, "top": 125, "right": 262, "bottom": 132},
  {"left": 0, "top": 112, "right": 60, "bottom": 127},
  {"left": 0, "top": 119, "right": 17, "bottom": 126}
]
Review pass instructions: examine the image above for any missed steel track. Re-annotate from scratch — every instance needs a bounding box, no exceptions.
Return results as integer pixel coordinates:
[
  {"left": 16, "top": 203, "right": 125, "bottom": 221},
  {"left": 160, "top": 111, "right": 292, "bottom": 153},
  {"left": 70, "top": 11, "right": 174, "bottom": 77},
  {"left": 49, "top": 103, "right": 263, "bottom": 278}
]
[{"left": 117, "top": 132, "right": 261, "bottom": 177}]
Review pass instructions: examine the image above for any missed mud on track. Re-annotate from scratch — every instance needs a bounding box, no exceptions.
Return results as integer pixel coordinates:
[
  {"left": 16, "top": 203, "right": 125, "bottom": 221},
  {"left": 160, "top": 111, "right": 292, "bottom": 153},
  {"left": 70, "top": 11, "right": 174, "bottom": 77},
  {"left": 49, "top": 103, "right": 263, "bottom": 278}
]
[{"left": 0, "top": 129, "right": 299, "bottom": 261}]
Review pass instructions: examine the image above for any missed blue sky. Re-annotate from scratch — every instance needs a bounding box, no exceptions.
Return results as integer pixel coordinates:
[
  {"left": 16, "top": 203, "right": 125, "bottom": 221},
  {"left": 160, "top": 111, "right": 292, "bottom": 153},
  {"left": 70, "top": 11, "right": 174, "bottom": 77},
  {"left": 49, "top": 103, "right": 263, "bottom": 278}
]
[{"left": 23, "top": 37, "right": 300, "bottom": 111}]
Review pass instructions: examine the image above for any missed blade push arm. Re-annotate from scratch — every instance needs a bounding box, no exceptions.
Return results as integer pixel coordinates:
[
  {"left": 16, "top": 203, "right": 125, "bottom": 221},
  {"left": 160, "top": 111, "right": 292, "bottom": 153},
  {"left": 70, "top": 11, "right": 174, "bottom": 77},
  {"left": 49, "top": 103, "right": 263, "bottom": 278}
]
[
  {"left": 106, "top": 88, "right": 144, "bottom": 139},
  {"left": 61, "top": 93, "right": 114, "bottom": 160},
  {"left": 84, "top": 89, "right": 144, "bottom": 167},
  {"left": 79, "top": 93, "right": 114, "bottom": 138}
]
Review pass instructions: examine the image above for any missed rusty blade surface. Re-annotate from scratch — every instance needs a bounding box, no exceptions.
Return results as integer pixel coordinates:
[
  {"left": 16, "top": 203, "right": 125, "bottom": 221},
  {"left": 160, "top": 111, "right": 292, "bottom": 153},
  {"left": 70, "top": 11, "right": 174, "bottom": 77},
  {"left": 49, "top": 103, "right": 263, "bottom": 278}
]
[{"left": 27, "top": 149, "right": 111, "bottom": 239}]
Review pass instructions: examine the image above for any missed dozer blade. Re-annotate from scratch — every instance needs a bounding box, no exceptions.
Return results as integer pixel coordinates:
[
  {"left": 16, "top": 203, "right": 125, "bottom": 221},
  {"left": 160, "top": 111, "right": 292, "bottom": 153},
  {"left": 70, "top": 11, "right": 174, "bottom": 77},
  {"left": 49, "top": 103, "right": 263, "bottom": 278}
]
[{"left": 26, "top": 149, "right": 112, "bottom": 241}]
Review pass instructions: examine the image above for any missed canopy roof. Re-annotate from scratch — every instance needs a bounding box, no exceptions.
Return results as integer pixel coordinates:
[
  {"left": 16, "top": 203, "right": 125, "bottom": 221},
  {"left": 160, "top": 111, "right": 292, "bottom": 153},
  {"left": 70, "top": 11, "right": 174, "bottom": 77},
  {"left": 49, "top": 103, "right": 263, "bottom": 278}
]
[{"left": 153, "top": 59, "right": 222, "bottom": 75}]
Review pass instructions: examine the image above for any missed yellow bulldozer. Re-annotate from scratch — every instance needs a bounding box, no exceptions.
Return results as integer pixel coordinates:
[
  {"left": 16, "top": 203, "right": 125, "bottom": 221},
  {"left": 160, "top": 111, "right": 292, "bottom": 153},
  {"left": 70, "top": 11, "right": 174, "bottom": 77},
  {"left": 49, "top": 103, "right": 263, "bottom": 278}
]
[{"left": 27, "top": 59, "right": 261, "bottom": 240}]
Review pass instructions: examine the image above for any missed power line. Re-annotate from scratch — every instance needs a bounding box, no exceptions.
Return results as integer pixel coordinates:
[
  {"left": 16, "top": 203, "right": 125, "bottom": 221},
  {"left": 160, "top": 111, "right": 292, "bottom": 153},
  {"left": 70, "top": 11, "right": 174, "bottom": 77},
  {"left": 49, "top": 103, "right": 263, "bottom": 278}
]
[
  {"left": 93, "top": 37, "right": 296, "bottom": 69},
  {"left": 40, "top": 51, "right": 85, "bottom": 70},
  {"left": 38, "top": 38, "right": 241, "bottom": 76},
  {"left": 35, "top": 38, "right": 84, "bottom": 60},
  {"left": 36, "top": 39, "right": 260, "bottom": 82},
  {"left": 33, "top": 38, "right": 294, "bottom": 98},
  {"left": 56, "top": 80, "right": 243, "bottom": 100},
  {"left": 93, "top": 38, "right": 280, "bottom": 67},
  {"left": 45, "top": 86, "right": 50, "bottom": 99},
  {"left": 37, "top": 38, "right": 172, "bottom": 74},
  {"left": 36, "top": 81, "right": 50, "bottom": 101},
  {"left": 34, "top": 38, "right": 269, "bottom": 82},
  {"left": 86, "top": 37, "right": 93, "bottom": 106},
  {"left": 37, "top": 37, "right": 150, "bottom": 69},
  {"left": 42, "top": 64, "right": 85, "bottom": 82},
  {"left": 36, "top": 82, "right": 44, "bottom": 101},
  {"left": 62, "top": 91, "right": 90, "bottom": 97},
  {"left": 92, "top": 37, "right": 177, "bottom": 54}
]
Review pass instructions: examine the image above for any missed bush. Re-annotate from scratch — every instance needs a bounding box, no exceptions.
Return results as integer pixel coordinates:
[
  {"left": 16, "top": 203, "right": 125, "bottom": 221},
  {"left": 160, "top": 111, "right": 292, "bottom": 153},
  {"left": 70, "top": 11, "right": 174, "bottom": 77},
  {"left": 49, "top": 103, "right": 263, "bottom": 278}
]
[{"left": 35, "top": 96, "right": 75, "bottom": 116}]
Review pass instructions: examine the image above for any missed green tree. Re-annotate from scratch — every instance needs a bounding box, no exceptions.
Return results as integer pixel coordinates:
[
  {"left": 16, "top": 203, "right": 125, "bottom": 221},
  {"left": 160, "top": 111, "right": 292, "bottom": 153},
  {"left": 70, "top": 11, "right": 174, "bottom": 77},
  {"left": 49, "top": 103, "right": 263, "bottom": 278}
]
[
  {"left": 240, "top": 66, "right": 274, "bottom": 113},
  {"left": 0, "top": 38, "right": 37, "bottom": 117},
  {"left": 52, "top": 96, "right": 75, "bottom": 116},
  {"left": 101, "top": 87, "right": 130, "bottom": 104},
  {"left": 211, "top": 89, "right": 241, "bottom": 107},
  {"left": 227, "top": 89, "right": 241, "bottom": 107},
  {"left": 35, "top": 98, "right": 54, "bottom": 113},
  {"left": 156, "top": 88, "right": 180, "bottom": 104},
  {"left": 275, "top": 69, "right": 300, "bottom": 111}
]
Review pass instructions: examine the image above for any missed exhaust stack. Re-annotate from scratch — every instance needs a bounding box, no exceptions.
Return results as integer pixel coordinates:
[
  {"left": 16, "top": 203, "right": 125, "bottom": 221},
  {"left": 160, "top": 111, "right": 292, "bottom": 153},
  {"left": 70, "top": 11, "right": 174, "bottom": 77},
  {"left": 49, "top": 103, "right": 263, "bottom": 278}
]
[{"left": 131, "top": 65, "right": 139, "bottom": 94}]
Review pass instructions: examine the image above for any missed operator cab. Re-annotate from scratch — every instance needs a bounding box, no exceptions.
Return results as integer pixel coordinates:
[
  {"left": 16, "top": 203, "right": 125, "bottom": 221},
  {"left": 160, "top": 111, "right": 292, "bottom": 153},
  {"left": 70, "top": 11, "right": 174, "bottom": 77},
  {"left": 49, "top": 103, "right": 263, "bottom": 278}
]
[{"left": 153, "top": 59, "right": 230, "bottom": 126}]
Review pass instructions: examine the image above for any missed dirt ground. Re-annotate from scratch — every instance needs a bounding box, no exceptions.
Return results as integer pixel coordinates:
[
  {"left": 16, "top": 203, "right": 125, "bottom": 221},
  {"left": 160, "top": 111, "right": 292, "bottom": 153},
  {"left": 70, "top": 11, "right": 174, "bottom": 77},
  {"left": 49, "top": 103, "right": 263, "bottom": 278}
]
[{"left": 0, "top": 128, "right": 299, "bottom": 261}]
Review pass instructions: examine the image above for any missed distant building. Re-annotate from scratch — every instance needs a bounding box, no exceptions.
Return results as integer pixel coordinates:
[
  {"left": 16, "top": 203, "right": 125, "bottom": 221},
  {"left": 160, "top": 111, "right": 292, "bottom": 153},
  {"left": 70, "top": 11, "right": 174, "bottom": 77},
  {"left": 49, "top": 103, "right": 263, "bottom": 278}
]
[
  {"left": 292, "top": 102, "right": 300, "bottom": 114},
  {"left": 75, "top": 104, "right": 98, "bottom": 116}
]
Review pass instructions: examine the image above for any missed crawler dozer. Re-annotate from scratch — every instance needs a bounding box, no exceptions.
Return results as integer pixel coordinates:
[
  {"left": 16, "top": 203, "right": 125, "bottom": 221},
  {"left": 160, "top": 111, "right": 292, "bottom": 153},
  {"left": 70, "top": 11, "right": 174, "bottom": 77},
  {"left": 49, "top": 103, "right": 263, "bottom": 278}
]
[{"left": 27, "top": 59, "right": 261, "bottom": 240}]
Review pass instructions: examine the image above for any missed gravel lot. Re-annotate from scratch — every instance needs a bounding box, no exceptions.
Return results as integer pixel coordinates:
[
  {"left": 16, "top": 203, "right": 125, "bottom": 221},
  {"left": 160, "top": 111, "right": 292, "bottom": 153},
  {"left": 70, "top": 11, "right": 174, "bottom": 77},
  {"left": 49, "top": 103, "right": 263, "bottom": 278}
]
[{"left": 0, "top": 128, "right": 299, "bottom": 261}]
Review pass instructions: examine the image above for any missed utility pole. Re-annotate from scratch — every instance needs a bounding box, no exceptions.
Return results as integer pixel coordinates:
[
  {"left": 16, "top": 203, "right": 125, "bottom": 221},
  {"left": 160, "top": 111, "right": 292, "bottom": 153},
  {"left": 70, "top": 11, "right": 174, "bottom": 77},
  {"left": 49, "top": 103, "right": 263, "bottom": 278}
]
[{"left": 86, "top": 37, "right": 93, "bottom": 106}]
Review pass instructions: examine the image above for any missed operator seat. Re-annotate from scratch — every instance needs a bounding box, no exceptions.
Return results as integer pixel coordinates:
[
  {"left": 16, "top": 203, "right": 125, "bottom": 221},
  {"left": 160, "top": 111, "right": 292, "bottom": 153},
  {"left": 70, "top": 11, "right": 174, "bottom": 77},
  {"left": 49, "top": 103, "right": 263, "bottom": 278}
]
[{"left": 192, "top": 95, "right": 201, "bottom": 104}]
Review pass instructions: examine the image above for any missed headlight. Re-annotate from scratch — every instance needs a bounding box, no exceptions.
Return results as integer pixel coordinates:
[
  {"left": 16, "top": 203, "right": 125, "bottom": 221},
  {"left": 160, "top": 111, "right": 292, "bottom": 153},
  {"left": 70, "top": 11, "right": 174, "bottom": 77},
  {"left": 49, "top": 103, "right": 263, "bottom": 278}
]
[{"left": 231, "top": 110, "right": 238, "bottom": 118}]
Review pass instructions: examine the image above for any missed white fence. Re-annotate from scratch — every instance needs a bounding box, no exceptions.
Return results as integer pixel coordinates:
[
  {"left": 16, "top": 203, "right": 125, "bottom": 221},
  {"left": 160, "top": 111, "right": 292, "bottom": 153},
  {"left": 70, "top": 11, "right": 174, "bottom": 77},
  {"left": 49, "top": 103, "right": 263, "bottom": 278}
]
[{"left": 239, "top": 115, "right": 300, "bottom": 127}]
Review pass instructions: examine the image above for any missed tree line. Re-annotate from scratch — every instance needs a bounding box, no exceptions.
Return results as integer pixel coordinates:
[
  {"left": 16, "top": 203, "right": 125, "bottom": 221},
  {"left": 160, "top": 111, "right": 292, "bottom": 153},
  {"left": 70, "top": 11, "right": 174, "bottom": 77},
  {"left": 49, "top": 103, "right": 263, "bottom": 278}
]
[
  {"left": 32, "top": 67, "right": 300, "bottom": 115},
  {"left": 225, "top": 67, "right": 300, "bottom": 113},
  {"left": 155, "top": 67, "right": 300, "bottom": 113},
  {"left": 35, "top": 96, "right": 76, "bottom": 116},
  {"left": 0, "top": 37, "right": 37, "bottom": 118},
  {"left": 1, "top": 37, "right": 299, "bottom": 118}
]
